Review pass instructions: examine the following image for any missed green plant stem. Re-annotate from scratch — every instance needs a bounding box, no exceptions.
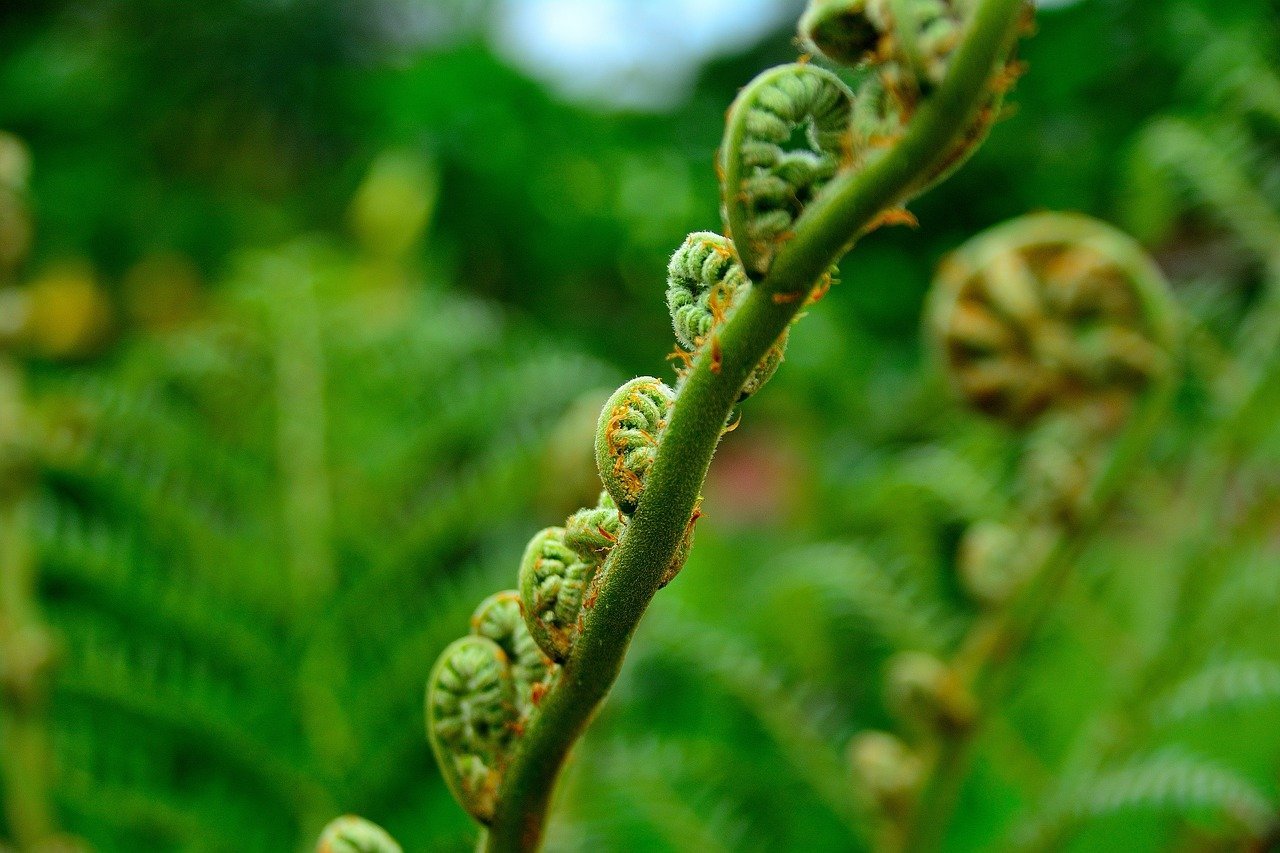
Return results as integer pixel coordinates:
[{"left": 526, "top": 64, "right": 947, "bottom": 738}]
[
  {"left": 482, "top": 2, "right": 1026, "bottom": 848},
  {"left": 264, "top": 260, "right": 349, "bottom": 843},
  {"left": 898, "top": 380, "right": 1176, "bottom": 853}
]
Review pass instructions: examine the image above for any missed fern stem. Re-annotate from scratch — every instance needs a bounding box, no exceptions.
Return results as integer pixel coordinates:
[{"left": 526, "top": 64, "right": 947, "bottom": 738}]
[
  {"left": 269, "top": 259, "right": 338, "bottom": 610},
  {"left": 0, "top": 357, "right": 57, "bottom": 847},
  {"left": 481, "top": 2, "right": 1027, "bottom": 848},
  {"left": 900, "top": 377, "right": 1177, "bottom": 853},
  {"left": 1018, "top": 259, "right": 1280, "bottom": 850},
  {"left": 265, "top": 258, "right": 352, "bottom": 837}
]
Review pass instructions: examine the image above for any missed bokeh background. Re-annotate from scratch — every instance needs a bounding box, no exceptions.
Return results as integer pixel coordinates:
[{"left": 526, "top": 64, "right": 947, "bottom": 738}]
[{"left": 2, "top": 0, "right": 1280, "bottom": 850}]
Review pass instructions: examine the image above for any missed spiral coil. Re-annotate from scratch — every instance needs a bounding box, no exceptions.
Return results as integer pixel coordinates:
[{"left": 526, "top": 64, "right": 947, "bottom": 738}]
[
  {"left": 519, "top": 528, "right": 598, "bottom": 664},
  {"left": 315, "top": 816, "right": 402, "bottom": 853},
  {"left": 595, "top": 377, "right": 676, "bottom": 514},
  {"left": 885, "top": 650, "right": 975, "bottom": 735},
  {"left": 471, "top": 591, "right": 554, "bottom": 716},
  {"left": 801, "top": 0, "right": 966, "bottom": 86},
  {"left": 665, "top": 232, "right": 788, "bottom": 399},
  {"left": 928, "top": 212, "right": 1177, "bottom": 426},
  {"left": 720, "top": 64, "right": 856, "bottom": 278},
  {"left": 849, "top": 730, "right": 923, "bottom": 815},
  {"left": 564, "top": 490, "right": 626, "bottom": 563},
  {"left": 425, "top": 636, "right": 516, "bottom": 824}
]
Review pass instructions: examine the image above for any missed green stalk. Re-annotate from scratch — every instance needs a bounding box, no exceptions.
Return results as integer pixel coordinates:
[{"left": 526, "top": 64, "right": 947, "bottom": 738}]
[
  {"left": 482, "top": 2, "right": 1026, "bottom": 848},
  {"left": 899, "top": 376, "right": 1177, "bottom": 853}
]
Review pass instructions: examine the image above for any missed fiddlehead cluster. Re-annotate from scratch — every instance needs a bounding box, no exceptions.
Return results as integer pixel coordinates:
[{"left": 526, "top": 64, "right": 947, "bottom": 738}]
[
  {"left": 427, "top": 596, "right": 553, "bottom": 824},
  {"left": 315, "top": 816, "right": 402, "bottom": 853},
  {"left": 429, "top": 370, "right": 687, "bottom": 828},
  {"left": 424, "top": 1, "right": 1030, "bottom": 847},
  {"left": 665, "top": 232, "right": 789, "bottom": 399}
]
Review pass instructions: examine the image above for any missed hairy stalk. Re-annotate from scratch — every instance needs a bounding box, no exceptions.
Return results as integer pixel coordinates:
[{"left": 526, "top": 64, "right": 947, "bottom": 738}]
[
  {"left": 480, "top": 2, "right": 1027, "bottom": 848},
  {"left": 0, "top": 356, "right": 57, "bottom": 848}
]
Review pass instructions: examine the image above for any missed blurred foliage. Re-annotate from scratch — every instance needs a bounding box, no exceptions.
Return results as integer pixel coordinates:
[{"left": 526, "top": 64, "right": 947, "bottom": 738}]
[{"left": 1, "top": 0, "right": 1280, "bottom": 850}]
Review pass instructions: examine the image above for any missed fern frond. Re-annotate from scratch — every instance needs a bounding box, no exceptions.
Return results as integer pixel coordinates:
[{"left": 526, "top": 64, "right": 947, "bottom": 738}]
[
  {"left": 1152, "top": 658, "right": 1280, "bottom": 726},
  {"left": 578, "top": 738, "right": 746, "bottom": 853},
  {"left": 24, "top": 240, "right": 610, "bottom": 848},
  {"left": 641, "top": 605, "right": 861, "bottom": 835},
  {"left": 758, "top": 543, "right": 964, "bottom": 654},
  {"left": 34, "top": 494, "right": 282, "bottom": 686},
  {"left": 1132, "top": 118, "right": 1280, "bottom": 263},
  {"left": 1012, "top": 749, "right": 1278, "bottom": 849},
  {"left": 54, "top": 661, "right": 321, "bottom": 815}
]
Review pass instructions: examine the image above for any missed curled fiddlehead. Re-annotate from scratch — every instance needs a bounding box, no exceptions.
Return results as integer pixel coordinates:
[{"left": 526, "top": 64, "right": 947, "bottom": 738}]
[
  {"left": 667, "top": 232, "right": 749, "bottom": 349},
  {"left": 956, "top": 519, "right": 1026, "bottom": 607},
  {"left": 471, "top": 592, "right": 554, "bottom": 716},
  {"left": 928, "top": 212, "right": 1177, "bottom": 426},
  {"left": 666, "top": 232, "right": 788, "bottom": 399},
  {"left": 1017, "top": 410, "right": 1110, "bottom": 525},
  {"left": 799, "top": 0, "right": 1018, "bottom": 196},
  {"left": 720, "top": 64, "right": 856, "bottom": 278},
  {"left": 801, "top": 0, "right": 966, "bottom": 87},
  {"left": 885, "top": 650, "right": 975, "bottom": 735},
  {"left": 428, "top": 592, "right": 557, "bottom": 823},
  {"left": 518, "top": 528, "right": 597, "bottom": 664},
  {"left": 595, "top": 377, "right": 676, "bottom": 514},
  {"left": 799, "top": 0, "right": 886, "bottom": 66},
  {"left": 563, "top": 490, "right": 625, "bottom": 563},
  {"left": 315, "top": 816, "right": 402, "bottom": 853},
  {"left": 426, "top": 636, "right": 518, "bottom": 824},
  {"left": 849, "top": 730, "right": 923, "bottom": 817}
]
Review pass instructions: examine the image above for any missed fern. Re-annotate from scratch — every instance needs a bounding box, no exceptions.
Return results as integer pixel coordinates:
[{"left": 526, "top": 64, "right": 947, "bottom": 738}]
[
  {"left": 641, "top": 603, "right": 862, "bottom": 835},
  {"left": 1152, "top": 658, "right": 1280, "bottom": 726},
  {"left": 571, "top": 738, "right": 749, "bottom": 853},
  {"left": 5, "top": 239, "right": 615, "bottom": 850},
  {"left": 1011, "top": 749, "right": 1277, "bottom": 850},
  {"left": 754, "top": 543, "right": 963, "bottom": 655}
]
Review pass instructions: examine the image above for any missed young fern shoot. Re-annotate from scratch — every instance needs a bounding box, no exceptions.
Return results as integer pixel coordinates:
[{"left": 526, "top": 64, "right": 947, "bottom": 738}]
[
  {"left": 315, "top": 815, "right": 403, "bottom": 853},
  {"left": 408, "top": 1, "right": 1031, "bottom": 849},
  {"left": 849, "top": 213, "right": 1180, "bottom": 852}
]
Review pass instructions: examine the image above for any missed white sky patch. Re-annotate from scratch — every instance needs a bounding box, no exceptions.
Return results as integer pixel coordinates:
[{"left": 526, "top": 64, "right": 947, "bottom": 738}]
[{"left": 492, "top": 0, "right": 797, "bottom": 110}]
